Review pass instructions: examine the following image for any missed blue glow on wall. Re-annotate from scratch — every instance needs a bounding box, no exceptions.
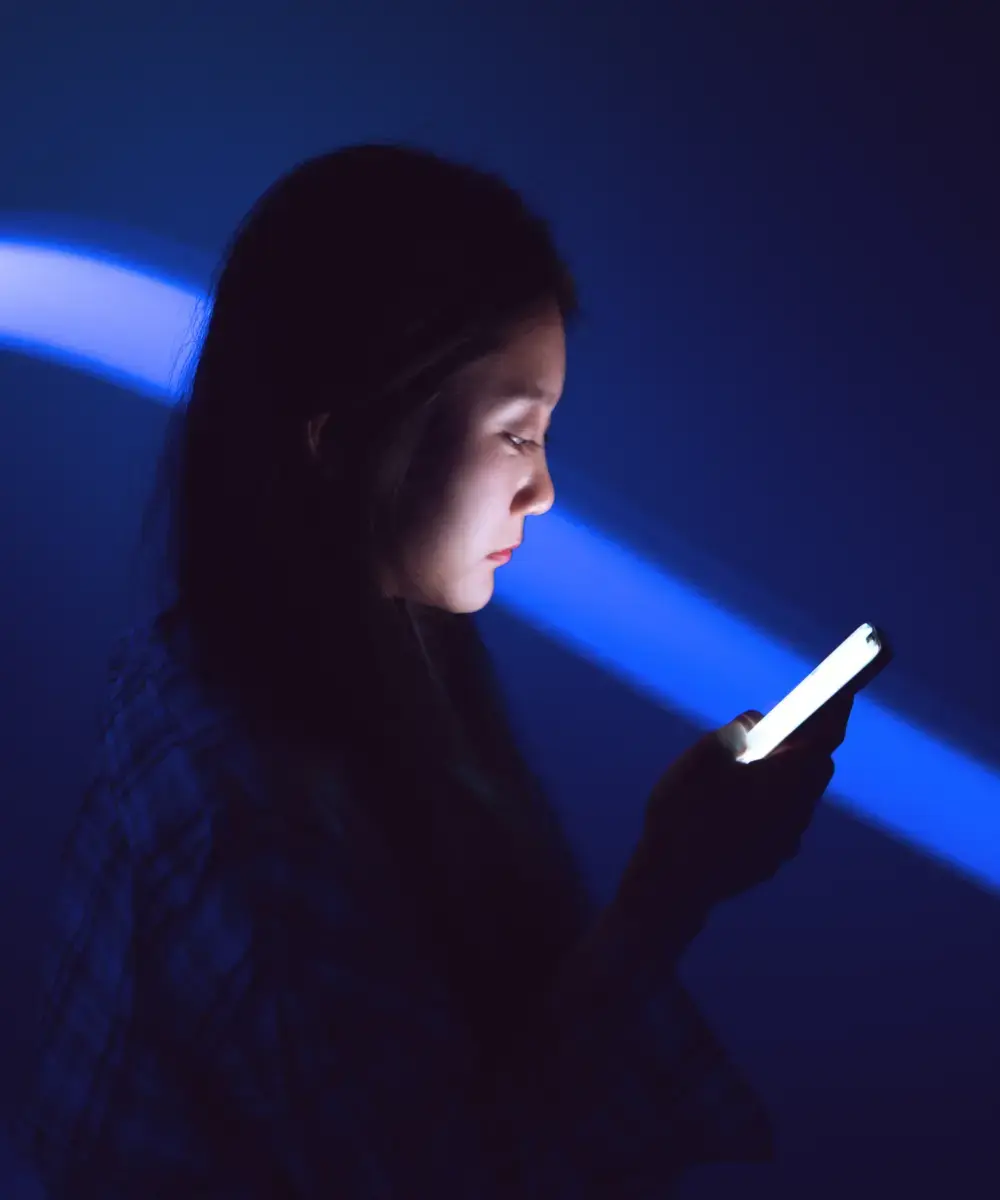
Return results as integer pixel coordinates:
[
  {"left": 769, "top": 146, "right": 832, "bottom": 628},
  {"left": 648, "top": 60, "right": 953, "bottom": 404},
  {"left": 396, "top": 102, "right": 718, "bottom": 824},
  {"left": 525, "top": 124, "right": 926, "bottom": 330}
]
[
  {"left": 0, "top": 239, "right": 205, "bottom": 401},
  {"left": 2, "top": 236, "right": 998, "bottom": 893}
]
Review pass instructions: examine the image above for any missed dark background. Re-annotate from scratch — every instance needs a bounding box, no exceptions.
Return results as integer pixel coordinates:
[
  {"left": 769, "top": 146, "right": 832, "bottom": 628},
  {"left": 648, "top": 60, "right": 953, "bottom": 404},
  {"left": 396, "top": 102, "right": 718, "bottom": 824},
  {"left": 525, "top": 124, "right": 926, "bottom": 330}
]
[{"left": 1, "top": 2, "right": 997, "bottom": 1195}]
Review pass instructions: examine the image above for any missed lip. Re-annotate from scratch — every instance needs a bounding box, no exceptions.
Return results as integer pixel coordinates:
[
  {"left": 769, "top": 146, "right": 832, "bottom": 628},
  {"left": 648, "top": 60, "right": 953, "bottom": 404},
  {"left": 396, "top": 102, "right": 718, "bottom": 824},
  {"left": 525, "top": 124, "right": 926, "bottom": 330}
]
[{"left": 487, "top": 544, "right": 519, "bottom": 562}]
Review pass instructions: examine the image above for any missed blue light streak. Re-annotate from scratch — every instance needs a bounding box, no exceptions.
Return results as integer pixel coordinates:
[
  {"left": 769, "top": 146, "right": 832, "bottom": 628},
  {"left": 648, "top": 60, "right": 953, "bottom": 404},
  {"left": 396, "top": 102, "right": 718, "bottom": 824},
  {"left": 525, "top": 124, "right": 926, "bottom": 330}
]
[{"left": 2, "top": 236, "right": 998, "bottom": 892}]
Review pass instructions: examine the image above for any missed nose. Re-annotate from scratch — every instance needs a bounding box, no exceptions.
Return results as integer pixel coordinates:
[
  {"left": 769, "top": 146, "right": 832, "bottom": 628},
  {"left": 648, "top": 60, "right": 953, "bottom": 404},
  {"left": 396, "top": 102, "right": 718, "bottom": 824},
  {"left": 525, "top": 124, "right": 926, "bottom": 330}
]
[{"left": 519, "top": 458, "right": 555, "bottom": 518}]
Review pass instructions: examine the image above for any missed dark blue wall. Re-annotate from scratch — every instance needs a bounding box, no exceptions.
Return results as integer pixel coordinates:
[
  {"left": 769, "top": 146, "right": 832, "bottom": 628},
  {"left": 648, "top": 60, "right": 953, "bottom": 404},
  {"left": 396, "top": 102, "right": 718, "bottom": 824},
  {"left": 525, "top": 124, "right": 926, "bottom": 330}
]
[{"left": 1, "top": 3, "right": 997, "bottom": 1196}]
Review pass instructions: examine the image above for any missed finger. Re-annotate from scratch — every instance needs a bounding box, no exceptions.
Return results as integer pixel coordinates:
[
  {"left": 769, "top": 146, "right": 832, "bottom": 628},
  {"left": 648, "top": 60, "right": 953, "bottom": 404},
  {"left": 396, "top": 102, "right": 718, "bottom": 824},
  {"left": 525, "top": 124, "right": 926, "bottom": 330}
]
[
  {"left": 799, "top": 694, "right": 846, "bottom": 724},
  {"left": 713, "top": 710, "right": 766, "bottom": 759},
  {"left": 739, "top": 803, "right": 816, "bottom": 878},
  {"left": 809, "top": 688, "right": 854, "bottom": 730},
  {"left": 786, "top": 751, "right": 836, "bottom": 800},
  {"left": 781, "top": 724, "right": 846, "bottom": 758},
  {"left": 785, "top": 693, "right": 854, "bottom": 754},
  {"left": 754, "top": 746, "right": 836, "bottom": 804}
]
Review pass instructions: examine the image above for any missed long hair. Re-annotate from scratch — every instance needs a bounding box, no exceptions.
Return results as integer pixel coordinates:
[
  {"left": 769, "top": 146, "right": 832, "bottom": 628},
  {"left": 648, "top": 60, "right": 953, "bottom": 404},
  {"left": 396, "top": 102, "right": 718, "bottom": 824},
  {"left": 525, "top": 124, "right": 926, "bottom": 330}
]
[{"left": 140, "top": 142, "right": 590, "bottom": 1048}]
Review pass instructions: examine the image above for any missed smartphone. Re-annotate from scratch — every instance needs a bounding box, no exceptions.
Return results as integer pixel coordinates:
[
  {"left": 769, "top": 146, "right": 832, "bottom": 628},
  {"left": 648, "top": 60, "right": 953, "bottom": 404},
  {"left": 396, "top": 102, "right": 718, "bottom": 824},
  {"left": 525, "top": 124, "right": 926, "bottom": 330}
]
[{"left": 735, "top": 622, "right": 893, "bottom": 764}]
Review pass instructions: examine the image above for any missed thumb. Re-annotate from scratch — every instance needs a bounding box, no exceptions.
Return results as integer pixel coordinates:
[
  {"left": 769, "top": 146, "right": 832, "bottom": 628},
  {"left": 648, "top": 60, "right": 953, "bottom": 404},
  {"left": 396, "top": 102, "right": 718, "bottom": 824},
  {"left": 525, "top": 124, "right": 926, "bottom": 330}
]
[{"left": 714, "top": 709, "right": 764, "bottom": 759}]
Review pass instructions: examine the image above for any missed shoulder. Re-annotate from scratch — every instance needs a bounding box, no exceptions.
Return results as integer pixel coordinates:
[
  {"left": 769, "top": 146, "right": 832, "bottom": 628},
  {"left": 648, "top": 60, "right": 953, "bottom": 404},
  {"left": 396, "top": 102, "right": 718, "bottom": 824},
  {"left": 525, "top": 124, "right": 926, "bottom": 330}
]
[
  {"left": 94, "top": 615, "right": 299, "bottom": 851},
  {"left": 92, "top": 613, "right": 396, "bottom": 908},
  {"left": 101, "top": 615, "right": 254, "bottom": 797}
]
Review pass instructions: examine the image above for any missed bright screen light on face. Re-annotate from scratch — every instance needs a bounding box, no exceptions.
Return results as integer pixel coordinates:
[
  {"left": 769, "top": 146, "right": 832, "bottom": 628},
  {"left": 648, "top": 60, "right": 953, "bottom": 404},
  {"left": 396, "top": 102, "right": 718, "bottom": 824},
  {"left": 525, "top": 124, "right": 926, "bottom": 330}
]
[{"left": 2, "top": 235, "right": 999, "bottom": 893}]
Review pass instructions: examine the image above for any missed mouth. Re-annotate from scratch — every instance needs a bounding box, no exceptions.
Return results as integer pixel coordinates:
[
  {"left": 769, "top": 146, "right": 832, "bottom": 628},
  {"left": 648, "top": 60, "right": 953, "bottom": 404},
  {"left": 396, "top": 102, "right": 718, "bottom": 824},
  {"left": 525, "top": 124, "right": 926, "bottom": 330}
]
[{"left": 487, "top": 543, "right": 519, "bottom": 562}]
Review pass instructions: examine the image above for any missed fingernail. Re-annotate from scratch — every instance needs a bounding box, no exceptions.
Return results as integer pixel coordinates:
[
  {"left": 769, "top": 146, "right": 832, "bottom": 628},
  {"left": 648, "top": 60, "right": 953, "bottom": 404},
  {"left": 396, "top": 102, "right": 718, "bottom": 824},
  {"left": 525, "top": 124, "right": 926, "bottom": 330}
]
[{"left": 715, "top": 719, "right": 748, "bottom": 758}]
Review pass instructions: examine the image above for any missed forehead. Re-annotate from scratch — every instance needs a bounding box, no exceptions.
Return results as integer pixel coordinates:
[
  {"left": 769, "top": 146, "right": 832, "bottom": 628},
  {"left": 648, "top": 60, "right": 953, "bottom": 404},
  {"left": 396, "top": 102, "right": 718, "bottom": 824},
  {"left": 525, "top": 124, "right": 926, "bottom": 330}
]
[
  {"left": 455, "top": 312, "right": 566, "bottom": 405},
  {"left": 484, "top": 380, "right": 560, "bottom": 408}
]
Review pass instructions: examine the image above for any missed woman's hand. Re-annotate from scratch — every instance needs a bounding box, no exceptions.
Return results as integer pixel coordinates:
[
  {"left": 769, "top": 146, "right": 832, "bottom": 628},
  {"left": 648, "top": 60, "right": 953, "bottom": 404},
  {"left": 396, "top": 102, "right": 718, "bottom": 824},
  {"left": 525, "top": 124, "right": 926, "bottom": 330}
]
[{"left": 618, "top": 691, "right": 855, "bottom": 920}]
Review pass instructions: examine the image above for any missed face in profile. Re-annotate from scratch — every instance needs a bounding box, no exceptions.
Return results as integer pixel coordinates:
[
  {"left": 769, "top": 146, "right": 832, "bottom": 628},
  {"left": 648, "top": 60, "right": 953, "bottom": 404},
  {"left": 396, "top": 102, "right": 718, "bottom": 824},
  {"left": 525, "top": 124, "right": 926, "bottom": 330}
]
[{"left": 388, "top": 302, "right": 566, "bottom": 613}]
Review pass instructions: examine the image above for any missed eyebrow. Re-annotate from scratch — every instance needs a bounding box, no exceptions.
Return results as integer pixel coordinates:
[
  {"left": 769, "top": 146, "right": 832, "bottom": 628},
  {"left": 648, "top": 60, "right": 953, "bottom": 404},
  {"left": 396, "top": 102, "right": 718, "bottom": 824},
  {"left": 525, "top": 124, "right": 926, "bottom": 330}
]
[{"left": 489, "top": 383, "right": 560, "bottom": 408}]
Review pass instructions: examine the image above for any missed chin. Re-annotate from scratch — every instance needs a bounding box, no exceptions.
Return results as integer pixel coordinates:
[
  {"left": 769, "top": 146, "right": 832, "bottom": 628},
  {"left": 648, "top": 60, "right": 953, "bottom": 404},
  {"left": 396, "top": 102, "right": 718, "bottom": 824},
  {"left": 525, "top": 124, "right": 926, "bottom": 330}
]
[
  {"left": 446, "top": 593, "right": 493, "bottom": 615},
  {"left": 401, "top": 564, "right": 495, "bottom": 615},
  {"left": 441, "top": 578, "right": 495, "bottom": 615}
]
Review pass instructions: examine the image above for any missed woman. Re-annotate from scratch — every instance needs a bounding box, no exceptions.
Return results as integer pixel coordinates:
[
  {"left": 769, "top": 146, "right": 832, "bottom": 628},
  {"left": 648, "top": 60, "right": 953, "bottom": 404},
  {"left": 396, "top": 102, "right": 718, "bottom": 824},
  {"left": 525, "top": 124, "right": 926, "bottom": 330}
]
[{"left": 16, "top": 142, "right": 853, "bottom": 1197}]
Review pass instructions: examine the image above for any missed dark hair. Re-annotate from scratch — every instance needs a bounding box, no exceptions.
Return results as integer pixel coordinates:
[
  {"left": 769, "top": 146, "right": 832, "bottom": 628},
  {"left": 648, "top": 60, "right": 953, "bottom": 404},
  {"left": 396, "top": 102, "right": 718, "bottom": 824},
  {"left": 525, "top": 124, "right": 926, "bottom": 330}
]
[{"left": 141, "top": 142, "right": 588, "bottom": 1048}]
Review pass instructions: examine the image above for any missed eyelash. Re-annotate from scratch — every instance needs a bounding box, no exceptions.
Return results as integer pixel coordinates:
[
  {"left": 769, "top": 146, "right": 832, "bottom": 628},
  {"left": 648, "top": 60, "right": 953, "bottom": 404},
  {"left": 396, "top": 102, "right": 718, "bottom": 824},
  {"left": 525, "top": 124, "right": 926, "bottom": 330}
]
[{"left": 504, "top": 433, "right": 548, "bottom": 452}]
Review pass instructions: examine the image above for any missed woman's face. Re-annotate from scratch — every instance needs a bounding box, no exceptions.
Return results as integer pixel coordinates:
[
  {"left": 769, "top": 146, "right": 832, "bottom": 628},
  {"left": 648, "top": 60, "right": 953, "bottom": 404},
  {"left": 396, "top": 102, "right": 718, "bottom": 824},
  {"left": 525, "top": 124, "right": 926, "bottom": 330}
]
[{"left": 389, "top": 302, "right": 566, "bottom": 613}]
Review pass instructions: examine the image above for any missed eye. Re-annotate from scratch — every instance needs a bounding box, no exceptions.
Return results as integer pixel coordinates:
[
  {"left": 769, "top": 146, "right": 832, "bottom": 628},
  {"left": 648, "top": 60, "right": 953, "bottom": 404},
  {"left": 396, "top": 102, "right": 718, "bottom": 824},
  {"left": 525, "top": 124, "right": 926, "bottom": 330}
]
[{"left": 503, "top": 433, "right": 549, "bottom": 452}]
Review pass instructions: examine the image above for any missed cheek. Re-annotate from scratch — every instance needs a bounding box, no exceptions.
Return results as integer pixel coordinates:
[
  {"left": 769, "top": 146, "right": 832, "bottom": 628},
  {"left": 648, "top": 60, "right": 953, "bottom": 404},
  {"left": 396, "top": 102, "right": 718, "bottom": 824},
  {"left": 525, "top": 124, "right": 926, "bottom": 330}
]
[
  {"left": 453, "top": 454, "right": 516, "bottom": 540},
  {"left": 408, "top": 438, "right": 515, "bottom": 572}
]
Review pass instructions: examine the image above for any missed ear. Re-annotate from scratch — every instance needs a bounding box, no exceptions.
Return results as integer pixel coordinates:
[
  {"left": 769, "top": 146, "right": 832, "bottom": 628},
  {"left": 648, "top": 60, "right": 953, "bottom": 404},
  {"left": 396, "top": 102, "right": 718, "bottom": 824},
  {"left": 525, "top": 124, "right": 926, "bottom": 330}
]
[{"left": 306, "top": 412, "right": 331, "bottom": 461}]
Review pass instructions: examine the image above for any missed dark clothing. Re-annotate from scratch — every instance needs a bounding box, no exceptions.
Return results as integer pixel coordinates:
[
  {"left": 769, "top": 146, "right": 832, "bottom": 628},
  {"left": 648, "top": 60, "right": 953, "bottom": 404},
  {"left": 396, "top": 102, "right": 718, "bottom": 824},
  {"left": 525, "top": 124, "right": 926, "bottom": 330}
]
[{"left": 15, "top": 617, "right": 773, "bottom": 1197}]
